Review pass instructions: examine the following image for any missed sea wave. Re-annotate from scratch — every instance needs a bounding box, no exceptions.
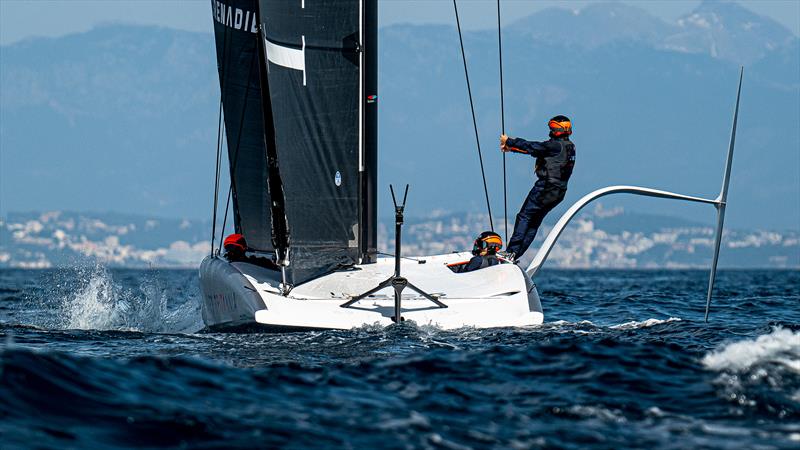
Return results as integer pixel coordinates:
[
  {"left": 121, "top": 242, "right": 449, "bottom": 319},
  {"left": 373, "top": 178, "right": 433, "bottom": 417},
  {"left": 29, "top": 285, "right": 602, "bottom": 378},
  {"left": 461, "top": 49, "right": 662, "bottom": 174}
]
[
  {"left": 543, "top": 317, "right": 682, "bottom": 332},
  {"left": 609, "top": 317, "right": 682, "bottom": 330},
  {"left": 2, "top": 269, "right": 797, "bottom": 449},
  {"left": 702, "top": 327, "right": 800, "bottom": 419},
  {"left": 702, "top": 327, "right": 800, "bottom": 372}
]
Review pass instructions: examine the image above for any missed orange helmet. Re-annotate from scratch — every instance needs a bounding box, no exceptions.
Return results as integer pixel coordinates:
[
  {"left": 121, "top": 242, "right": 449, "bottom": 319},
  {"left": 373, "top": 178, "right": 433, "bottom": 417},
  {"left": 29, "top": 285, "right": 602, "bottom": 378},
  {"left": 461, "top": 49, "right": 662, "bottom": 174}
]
[
  {"left": 472, "top": 231, "right": 503, "bottom": 256},
  {"left": 548, "top": 115, "right": 572, "bottom": 137}
]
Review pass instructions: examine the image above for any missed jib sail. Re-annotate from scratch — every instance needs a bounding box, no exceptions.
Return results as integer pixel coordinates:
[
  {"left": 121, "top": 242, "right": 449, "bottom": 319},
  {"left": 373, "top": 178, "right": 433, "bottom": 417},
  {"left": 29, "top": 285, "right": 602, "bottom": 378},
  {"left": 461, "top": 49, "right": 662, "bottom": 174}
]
[
  {"left": 211, "top": 0, "right": 273, "bottom": 252},
  {"left": 257, "top": 0, "right": 378, "bottom": 284}
]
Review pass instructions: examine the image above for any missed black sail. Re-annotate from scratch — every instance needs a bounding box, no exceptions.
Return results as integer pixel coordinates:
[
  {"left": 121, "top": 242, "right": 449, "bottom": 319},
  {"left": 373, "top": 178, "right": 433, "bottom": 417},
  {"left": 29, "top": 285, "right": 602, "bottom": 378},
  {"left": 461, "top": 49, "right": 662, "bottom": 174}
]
[
  {"left": 211, "top": 0, "right": 273, "bottom": 252},
  {"left": 258, "top": 0, "right": 376, "bottom": 284}
]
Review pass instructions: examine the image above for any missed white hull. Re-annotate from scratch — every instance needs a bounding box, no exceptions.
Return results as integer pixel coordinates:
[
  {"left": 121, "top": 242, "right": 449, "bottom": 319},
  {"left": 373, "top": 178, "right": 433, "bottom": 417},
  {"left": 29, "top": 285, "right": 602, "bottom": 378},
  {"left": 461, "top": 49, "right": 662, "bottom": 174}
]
[{"left": 199, "top": 253, "right": 543, "bottom": 331}]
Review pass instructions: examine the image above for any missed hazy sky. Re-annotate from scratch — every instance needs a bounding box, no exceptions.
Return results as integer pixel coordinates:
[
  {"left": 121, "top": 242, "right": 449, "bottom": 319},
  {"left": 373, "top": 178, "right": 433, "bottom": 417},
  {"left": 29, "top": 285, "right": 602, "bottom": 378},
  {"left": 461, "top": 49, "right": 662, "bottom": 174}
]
[{"left": 1, "top": 0, "right": 798, "bottom": 45}]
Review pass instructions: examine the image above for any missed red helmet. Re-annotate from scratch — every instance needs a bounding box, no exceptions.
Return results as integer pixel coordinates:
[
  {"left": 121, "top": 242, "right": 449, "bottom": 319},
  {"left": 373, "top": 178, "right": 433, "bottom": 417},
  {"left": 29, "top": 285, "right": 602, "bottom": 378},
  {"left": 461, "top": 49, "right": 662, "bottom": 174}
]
[
  {"left": 223, "top": 233, "right": 247, "bottom": 254},
  {"left": 548, "top": 115, "right": 572, "bottom": 137}
]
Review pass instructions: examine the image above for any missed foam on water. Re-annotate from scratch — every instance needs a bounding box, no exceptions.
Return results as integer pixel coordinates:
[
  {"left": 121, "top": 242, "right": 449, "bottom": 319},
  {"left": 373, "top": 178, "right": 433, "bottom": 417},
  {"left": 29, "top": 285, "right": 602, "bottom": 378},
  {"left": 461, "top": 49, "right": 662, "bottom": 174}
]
[
  {"left": 703, "top": 327, "right": 800, "bottom": 372},
  {"left": 546, "top": 318, "right": 682, "bottom": 332},
  {"left": 702, "top": 327, "right": 800, "bottom": 418},
  {"left": 560, "top": 405, "right": 627, "bottom": 423},
  {"left": 609, "top": 317, "right": 682, "bottom": 330}
]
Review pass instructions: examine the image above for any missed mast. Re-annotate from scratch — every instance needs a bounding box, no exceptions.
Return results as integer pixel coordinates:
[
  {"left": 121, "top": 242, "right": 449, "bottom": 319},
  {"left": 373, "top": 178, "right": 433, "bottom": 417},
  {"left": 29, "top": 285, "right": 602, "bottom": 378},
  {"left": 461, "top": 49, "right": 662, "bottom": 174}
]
[{"left": 360, "top": 0, "right": 378, "bottom": 264}]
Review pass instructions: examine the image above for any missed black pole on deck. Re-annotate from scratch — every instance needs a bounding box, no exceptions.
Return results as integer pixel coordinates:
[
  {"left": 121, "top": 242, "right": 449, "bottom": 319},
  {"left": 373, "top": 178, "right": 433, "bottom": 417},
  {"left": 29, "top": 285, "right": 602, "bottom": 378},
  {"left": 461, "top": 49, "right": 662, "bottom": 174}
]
[{"left": 341, "top": 185, "right": 446, "bottom": 322}]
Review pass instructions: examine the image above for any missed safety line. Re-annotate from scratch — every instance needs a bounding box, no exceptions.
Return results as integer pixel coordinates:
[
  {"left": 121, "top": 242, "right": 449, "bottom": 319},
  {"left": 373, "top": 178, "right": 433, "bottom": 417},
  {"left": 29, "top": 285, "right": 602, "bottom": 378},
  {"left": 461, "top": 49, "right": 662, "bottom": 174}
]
[
  {"left": 211, "top": 98, "right": 224, "bottom": 256},
  {"left": 210, "top": 21, "right": 230, "bottom": 256},
  {"left": 453, "top": 0, "right": 494, "bottom": 231}
]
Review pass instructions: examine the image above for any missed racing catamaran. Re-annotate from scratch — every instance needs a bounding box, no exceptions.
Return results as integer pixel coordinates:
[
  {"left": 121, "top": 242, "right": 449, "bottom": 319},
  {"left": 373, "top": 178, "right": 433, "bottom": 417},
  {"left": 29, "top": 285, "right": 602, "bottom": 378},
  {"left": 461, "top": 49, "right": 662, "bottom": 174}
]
[{"left": 200, "top": 0, "right": 742, "bottom": 330}]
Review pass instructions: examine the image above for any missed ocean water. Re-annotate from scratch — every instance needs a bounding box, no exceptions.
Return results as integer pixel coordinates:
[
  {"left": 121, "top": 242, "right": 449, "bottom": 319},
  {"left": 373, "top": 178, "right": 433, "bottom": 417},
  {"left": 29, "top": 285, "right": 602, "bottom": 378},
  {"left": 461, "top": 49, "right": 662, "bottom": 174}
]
[{"left": 0, "top": 267, "right": 798, "bottom": 449}]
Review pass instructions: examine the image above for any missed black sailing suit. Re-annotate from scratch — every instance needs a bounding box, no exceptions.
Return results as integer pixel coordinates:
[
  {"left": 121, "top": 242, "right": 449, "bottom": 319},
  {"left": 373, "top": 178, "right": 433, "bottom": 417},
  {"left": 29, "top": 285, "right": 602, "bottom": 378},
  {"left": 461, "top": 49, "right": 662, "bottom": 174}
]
[
  {"left": 451, "top": 254, "right": 499, "bottom": 273},
  {"left": 505, "top": 135, "right": 576, "bottom": 258},
  {"left": 463, "top": 254, "right": 499, "bottom": 272},
  {"left": 226, "top": 250, "right": 280, "bottom": 271}
]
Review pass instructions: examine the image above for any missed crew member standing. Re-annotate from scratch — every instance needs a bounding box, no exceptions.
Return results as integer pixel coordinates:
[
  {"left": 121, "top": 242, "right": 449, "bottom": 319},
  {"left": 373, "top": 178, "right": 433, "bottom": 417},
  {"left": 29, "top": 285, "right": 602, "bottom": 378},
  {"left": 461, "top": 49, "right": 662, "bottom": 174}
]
[{"left": 500, "top": 115, "right": 576, "bottom": 261}]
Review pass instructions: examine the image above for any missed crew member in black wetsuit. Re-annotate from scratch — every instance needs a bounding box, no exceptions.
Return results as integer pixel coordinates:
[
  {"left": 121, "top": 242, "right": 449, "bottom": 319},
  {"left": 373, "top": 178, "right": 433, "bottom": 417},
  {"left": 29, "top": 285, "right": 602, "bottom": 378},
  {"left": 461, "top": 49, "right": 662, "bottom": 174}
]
[
  {"left": 500, "top": 115, "right": 576, "bottom": 261},
  {"left": 223, "top": 233, "right": 279, "bottom": 270},
  {"left": 460, "top": 231, "right": 503, "bottom": 273}
]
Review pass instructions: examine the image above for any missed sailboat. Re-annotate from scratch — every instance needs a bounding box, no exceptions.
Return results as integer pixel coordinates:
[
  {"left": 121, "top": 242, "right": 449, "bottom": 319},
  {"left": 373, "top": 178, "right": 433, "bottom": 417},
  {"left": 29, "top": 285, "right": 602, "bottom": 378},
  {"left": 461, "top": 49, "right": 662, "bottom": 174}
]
[{"left": 200, "top": 0, "right": 741, "bottom": 331}]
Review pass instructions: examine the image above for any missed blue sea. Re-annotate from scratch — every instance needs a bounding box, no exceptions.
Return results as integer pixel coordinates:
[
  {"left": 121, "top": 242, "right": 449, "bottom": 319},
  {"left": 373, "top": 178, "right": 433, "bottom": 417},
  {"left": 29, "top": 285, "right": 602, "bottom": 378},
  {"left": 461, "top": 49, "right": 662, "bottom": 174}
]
[{"left": 0, "top": 267, "right": 798, "bottom": 449}]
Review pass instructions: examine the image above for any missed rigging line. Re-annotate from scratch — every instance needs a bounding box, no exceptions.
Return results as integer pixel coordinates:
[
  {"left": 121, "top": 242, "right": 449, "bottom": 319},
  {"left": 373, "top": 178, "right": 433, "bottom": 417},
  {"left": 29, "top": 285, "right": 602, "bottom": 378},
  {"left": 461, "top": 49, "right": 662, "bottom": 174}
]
[
  {"left": 453, "top": 0, "right": 494, "bottom": 231},
  {"left": 211, "top": 21, "right": 230, "bottom": 256},
  {"left": 214, "top": 120, "right": 226, "bottom": 250},
  {"left": 497, "top": 0, "right": 508, "bottom": 243},
  {"left": 211, "top": 98, "right": 224, "bottom": 256},
  {"left": 219, "top": 185, "right": 232, "bottom": 254}
]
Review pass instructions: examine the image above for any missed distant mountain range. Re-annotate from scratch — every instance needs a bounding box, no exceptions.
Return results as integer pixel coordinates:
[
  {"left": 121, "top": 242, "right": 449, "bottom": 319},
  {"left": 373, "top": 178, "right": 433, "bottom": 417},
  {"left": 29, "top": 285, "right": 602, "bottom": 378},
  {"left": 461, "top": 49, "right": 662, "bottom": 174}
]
[
  {"left": 510, "top": 1, "right": 797, "bottom": 65},
  {"left": 1, "top": 1, "right": 798, "bottom": 232},
  {"left": 1, "top": 208, "right": 797, "bottom": 269}
]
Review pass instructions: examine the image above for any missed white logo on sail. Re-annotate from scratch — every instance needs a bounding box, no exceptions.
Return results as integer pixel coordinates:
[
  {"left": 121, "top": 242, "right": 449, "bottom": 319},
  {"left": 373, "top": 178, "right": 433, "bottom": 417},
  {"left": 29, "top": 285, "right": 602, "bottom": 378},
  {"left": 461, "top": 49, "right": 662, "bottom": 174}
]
[{"left": 213, "top": 1, "right": 258, "bottom": 33}]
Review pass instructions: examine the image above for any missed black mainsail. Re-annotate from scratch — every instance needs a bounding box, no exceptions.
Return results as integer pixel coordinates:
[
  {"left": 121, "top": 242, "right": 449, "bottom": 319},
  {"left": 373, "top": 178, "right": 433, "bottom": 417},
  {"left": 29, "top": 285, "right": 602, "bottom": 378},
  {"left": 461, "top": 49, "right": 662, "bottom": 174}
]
[
  {"left": 212, "top": 0, "right": 378, "bottom": 285},
  {"left": 211, "top": 0, "right": 273, "bottom": 252}
]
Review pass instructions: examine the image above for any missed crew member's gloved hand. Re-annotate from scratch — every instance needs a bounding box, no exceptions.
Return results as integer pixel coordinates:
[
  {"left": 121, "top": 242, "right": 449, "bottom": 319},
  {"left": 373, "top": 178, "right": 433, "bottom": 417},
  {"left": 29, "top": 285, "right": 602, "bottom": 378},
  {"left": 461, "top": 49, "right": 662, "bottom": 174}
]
[{"left": 500, "top": 134, "right": 509, "bottom": 152}]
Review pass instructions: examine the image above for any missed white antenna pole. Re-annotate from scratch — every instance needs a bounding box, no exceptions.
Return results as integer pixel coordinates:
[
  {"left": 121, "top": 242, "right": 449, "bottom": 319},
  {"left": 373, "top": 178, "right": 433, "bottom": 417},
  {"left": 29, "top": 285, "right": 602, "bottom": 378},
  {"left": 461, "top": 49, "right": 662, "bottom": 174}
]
[{"left": 705, "top": 67, "right": 743, "bottom": 322}]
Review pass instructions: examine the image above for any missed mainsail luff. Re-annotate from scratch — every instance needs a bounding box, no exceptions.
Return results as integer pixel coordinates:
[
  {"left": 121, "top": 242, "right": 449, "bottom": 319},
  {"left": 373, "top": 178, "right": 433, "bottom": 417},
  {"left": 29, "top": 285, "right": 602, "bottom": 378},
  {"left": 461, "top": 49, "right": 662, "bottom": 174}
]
[{"left": 211, "top": 0, "right": 273, "bottom": 252}]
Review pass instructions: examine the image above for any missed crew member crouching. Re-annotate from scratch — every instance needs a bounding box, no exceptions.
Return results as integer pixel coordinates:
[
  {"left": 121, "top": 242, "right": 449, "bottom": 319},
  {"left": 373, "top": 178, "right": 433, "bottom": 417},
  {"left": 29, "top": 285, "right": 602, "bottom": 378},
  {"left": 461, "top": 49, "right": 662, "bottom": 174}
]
[
  {"left": 459, "top": 231, "right": 504, "bottom": 273},
  {"left": 223, "top": 233, "right": 279, "bottom": 270}
]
